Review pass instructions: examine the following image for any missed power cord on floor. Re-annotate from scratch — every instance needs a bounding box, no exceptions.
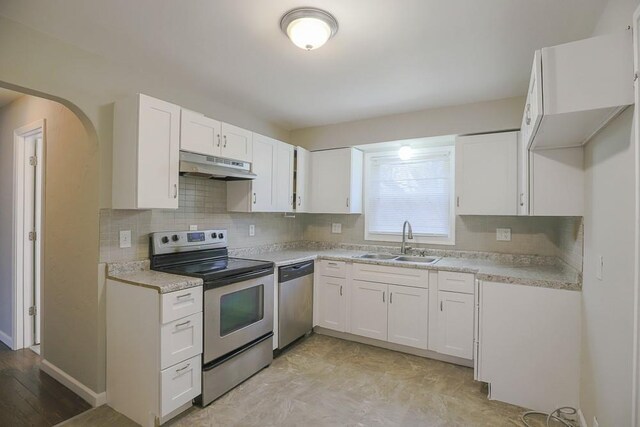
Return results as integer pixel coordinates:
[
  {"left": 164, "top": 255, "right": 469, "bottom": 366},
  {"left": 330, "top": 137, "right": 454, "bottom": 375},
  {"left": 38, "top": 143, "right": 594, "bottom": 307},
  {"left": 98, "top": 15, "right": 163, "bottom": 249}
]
[{"left": 521, "top": 406, "right": 578, "bottom": 427}]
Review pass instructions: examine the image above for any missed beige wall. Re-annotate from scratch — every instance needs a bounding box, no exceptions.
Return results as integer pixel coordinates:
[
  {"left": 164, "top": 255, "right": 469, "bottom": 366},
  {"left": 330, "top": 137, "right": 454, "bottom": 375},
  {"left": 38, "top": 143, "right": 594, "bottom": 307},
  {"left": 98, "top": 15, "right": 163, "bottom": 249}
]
[
  {"left": 0, "top": 95, "right": 102, "bottom": 391},
  {"left": 578, "top": 0, "right": 639, "bottom": 424},
  {"left": 290, "top": 96, "right": 524, "bottom": 151}
]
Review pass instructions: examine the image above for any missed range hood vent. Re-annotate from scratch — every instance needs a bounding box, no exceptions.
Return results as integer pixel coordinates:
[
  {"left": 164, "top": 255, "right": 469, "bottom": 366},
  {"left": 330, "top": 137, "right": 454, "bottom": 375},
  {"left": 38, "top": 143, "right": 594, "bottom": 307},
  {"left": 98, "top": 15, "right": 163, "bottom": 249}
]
[{"left": 179, "top": 151, "right": 256, "bottom": 181}]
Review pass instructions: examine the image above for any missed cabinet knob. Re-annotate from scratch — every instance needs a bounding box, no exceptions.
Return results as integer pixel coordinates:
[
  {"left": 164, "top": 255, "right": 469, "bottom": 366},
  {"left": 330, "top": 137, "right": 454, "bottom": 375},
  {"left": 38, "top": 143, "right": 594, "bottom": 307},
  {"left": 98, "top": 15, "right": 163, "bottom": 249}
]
[
  {"left": 223, "top": 135, "right": 227, "bottom": 148},
  {"left": 173, "top": 183, "right": 178, "bottom": 199},
  {"left": 217, "top": 134, "right": 221, "bottom": 147},
  {"left": 346, "top": 197, "right": 350, "bottom": 208},
  {"left": 253, "top": 193, "right": 257, "bottom": 204},
  {"left": 298, "top": 196, "right": 301, "bottom": 206},
  {"left": 525, "top": 104, "right": 531, "bottom": 126}
]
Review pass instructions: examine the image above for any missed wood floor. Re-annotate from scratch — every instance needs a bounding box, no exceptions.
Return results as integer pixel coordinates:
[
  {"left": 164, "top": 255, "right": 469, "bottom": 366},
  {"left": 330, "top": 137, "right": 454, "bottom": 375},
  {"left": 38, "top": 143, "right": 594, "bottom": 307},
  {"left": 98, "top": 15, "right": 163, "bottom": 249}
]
[{"left": 0, "top": 341, "right": 91, "bottom": 426}]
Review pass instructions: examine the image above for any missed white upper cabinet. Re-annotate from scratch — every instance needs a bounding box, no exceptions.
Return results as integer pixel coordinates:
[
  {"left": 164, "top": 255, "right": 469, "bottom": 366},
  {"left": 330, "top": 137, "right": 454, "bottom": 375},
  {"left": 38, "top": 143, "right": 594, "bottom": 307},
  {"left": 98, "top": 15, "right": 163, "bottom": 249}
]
[
  {"left": 294, "top": 147, "right": 311, "bottom": 212},
  {"left": 180, "top": 110, "right": 253, "bottom": 163},
  {"left": 456, "top": 132, "right": 518, "bottom": 215},
  {"left": 113, "top": 94, "right": 180, "bottom": 210},
  {"left": 517, "top": 132, "right": 529, "bottom": 216},
  {"left": 180, "top": 109, "right": 221, "bottom": 156},
  {"left": 227, "top": 134, "right": 294, "bottom": 213},
  {"left": 526, "top": 31, "right": 633, "bottom": 150},
  {"left": 221, "top": 123, "right": 253, "bottom": 162},
  {"left": 310, "top": 148, "right": 364, "bottom": 214}
]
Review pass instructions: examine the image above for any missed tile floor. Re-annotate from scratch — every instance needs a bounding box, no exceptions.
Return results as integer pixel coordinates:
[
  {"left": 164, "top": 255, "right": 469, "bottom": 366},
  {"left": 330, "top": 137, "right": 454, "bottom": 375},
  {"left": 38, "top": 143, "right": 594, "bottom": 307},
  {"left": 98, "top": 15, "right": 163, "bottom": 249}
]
[{"left": 163, "top": 334, "right": 536, "bottom": 427}]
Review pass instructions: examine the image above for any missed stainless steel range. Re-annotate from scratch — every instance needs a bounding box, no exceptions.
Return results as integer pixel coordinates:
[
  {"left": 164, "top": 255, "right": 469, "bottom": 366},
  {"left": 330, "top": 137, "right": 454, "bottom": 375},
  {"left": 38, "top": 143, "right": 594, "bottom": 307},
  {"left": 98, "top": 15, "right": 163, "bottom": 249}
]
[{"left": 150, "top": 229, "right": 275, "bottom": 407}]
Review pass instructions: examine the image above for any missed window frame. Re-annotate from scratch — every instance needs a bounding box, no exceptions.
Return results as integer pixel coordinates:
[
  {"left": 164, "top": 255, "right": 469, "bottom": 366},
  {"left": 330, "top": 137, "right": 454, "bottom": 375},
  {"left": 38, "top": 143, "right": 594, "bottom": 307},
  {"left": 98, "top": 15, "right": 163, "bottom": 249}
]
[{"left": 363, "top": 146, "right": 456, "bottom": 246}]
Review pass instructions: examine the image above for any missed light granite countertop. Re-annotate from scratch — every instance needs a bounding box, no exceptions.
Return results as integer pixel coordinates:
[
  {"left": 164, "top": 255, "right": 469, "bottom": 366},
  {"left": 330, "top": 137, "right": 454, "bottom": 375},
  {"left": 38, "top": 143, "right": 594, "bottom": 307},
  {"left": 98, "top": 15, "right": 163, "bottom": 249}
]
[
  {"left": 239, "top": 248, "right": 581, "bottom": 291},
  {"left": 106, "top": 260, "right": 203, "bottom": 294}
]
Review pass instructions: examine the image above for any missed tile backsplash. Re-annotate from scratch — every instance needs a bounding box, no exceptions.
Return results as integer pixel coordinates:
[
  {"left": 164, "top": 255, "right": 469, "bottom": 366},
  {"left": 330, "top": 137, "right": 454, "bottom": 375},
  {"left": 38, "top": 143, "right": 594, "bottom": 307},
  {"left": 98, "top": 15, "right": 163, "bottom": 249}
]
[{"left": 100, "top": 176, "right": 583, "bottom": 271}]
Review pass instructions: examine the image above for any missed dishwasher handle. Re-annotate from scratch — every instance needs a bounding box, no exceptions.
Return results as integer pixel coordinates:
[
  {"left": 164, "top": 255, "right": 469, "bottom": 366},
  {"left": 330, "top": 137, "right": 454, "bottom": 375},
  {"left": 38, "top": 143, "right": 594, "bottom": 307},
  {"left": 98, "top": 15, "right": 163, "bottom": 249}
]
[{"left": 279, "top": 261, "right": 315, "bottom": 283}]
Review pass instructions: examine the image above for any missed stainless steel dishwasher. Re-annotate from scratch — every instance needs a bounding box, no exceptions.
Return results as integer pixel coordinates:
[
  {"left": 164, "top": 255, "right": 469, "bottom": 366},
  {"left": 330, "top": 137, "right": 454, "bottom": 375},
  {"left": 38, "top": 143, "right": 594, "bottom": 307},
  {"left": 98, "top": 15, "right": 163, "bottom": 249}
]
[{"left": 278, "top": 260, "right": 314, "bottom": 349}]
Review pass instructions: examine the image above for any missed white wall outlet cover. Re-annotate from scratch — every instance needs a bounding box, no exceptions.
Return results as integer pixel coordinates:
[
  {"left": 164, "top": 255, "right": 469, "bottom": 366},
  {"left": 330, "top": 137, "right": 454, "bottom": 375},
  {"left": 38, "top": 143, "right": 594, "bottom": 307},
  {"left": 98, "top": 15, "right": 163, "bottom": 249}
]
[
  {"left": 189, "top": 225, "right": 198, "bottom": 231},
  {"left": 496, "top": 228, "right": 511, "bottom": 241},
  {"left": 249, "top": 224, "right": 255, "bottom": 237},
  {"left": 331, "top": 223, "right": 342, "bottom": 234},
  {"left": 119, "top": 230, "right": 132, "bottom": 248}
]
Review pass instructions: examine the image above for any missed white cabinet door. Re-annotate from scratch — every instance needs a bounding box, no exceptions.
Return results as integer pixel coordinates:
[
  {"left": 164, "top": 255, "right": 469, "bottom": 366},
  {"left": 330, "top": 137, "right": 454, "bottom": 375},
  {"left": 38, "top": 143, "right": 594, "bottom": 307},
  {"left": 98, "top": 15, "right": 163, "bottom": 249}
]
[
  {"left": 522, "top": 51, "right": 543, "bottom": 149},
  {"left": 456, "top": 132, "right": 518, "bottom": 215},
  {"left": 160, "top": 354, "right": 202, "bottom": 416},
  {"left": 387, "top": 285, "right": 428, "bottom": 349},
  {"left": 437, "top": 291, "right": 474, "bottom": 359},
  {"left": 310, "top": 148, "right": 363, "bottom": 214},
  {"left": 180, "top": 109, "right": 221, "bottom": 156},
  {"left": 220, "top": 122, "right": 252, "bottom": 162},
  {"left": 160, "top": 312, "right": 203, "bottom": 370},
  {"left": 275, "top": 141, "right": 294, "bottom": 212},
  {"left": 251, "top": 135, "right": 277, "bottom": 212},
  {"left": 317, "top": 276, "right": 347, "bottom": 332},
  {"left": 137, "top": 94, "right": 181, "bottom": 209},
  {"left": 350, "top": 280, "right": 388, "bottom": 341},
  {"left": 295, "top": 147, "right": 311, "bottom": 212}
]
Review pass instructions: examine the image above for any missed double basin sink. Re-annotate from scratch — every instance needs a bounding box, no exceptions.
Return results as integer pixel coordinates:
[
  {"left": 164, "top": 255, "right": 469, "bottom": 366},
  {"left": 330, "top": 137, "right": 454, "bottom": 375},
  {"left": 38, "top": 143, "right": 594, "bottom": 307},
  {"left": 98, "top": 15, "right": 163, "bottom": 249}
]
[{"left": 354, "top": 253, "right": 440, "bottom": 265}]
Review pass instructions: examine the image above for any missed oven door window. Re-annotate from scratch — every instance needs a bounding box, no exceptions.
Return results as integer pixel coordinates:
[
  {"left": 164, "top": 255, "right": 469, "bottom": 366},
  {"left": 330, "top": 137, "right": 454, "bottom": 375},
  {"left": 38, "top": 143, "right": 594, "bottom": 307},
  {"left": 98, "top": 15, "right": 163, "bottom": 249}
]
[{"left": 219, "top": 285, "right": 264, "bottom": 336}]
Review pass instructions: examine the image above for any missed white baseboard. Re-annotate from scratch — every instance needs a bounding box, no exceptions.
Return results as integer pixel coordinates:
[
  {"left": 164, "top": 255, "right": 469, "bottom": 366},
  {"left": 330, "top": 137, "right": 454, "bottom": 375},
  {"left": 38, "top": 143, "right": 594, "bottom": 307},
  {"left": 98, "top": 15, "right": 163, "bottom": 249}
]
[
  {"left": 40, "top": 359, "right": 106, "bottom": 407},
  {"left": 0, "top": 329, "right": 14, "bottom": 349},
  {"left": 578, "top": 409, "right": 587, "bottom": 427}
]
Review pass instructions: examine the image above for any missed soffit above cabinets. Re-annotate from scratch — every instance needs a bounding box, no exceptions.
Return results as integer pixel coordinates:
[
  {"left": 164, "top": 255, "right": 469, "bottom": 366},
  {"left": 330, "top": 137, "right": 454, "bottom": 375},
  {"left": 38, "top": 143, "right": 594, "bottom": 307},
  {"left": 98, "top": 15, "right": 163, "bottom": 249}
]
[{"left": 0, "top": 0, "right": 604, "bottom": 130}]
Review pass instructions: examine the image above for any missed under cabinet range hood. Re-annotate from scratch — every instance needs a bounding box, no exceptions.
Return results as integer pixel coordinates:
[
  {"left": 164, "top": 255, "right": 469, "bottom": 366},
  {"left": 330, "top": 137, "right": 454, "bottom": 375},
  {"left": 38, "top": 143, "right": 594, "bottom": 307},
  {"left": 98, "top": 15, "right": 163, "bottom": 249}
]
[{"left": 179, "top": 151, "right": 256, "bottom": 181}]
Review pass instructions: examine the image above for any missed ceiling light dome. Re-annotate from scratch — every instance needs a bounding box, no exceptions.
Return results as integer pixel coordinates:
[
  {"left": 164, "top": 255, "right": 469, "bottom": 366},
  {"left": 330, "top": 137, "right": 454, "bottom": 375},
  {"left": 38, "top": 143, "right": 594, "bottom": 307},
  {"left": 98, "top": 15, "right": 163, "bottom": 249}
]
[{"left": 280, "top": 8, "right": 338, "bottom": 51}]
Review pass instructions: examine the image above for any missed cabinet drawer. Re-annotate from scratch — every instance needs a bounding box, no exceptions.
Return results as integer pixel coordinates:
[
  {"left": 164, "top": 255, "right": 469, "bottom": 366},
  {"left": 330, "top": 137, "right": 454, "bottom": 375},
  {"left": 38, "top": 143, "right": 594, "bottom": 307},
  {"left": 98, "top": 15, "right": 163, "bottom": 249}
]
[
  {"left": 352, "top": 263, "right": 428, "bottom": 289},
  {"left": 161, "top": 312, "right": 203, "bottom": 370},
  {"left": 161, "top": 287, "right": 203, "bottom": 324},
  {"left": 160, "top": 354, "right": 201, "bottom": 416},
  {"left": 438, "top": 271, "right": 475, "bottom": 294},
  {"left": 318, "top": 260, "right": 347, "bottom": 278}
]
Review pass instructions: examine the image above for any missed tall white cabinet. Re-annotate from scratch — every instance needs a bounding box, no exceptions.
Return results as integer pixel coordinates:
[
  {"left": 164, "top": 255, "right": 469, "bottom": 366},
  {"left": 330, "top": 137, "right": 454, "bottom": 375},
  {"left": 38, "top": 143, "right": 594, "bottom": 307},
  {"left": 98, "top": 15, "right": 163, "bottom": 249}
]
[
  {"left": 310, "top": 148, "right": 364, "bottom": 214},
  {"left": 455, "top": 132, "right": 518, "bottom": 215},
  {"left": 112, "top": 94, "right": 181, "bottom": 210},
  {"left": 227, "top": 134, "right": 294, "bottom": 212},
  {"left": 294, "top": 147, "right": 311, "bottom": 212}
]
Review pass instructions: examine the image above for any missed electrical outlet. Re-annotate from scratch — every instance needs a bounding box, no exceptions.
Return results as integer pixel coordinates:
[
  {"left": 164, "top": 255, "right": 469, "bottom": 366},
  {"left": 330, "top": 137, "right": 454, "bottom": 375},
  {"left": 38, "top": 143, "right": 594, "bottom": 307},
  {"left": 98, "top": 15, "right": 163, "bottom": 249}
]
[
  {"left": 331, "top": 223, "right": 342, "bottom": 234},
  {"left": 189, "top": 225, "right": 198, "bottom": 231},
  {"left": 597, "top": 255, "right": 603, "bottom": 280},
  {"left": 593, "top": 416, "right": 599, "bottom": 427},
  {"left": 249, "top": 224, "right": 255, "bottom": 237},
  {"left": 119, "top": 230, "right": 132, "bottom": 248},
  {"left": 496, "top": 228, "right": 511, "bottom": 241}
]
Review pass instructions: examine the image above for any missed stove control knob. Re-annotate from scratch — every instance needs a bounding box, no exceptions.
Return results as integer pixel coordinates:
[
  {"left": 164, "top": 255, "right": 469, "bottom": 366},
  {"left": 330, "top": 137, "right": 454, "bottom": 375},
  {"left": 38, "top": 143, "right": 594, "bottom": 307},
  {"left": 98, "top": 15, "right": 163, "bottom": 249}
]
[
  {"left": 161, "top": 236, "right": 169, "bottom": 244},
  {"left": 171, "top": 234, "right": 180, "bottom": 242},
  {"left": 218, "top": 232, "right": 224, "bottom": 239},
  {"left": 211, "top": 233, "right": 217, "bottom": 239}
]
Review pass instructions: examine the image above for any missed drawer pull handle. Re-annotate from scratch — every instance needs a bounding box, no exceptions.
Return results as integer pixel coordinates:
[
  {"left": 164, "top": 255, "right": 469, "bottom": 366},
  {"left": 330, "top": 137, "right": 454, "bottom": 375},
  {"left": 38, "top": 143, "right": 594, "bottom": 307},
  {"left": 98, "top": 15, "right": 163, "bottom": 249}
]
[
  {"left": 176, "top": 293, "right": 192, "bottom": 300},
  {"left": 340, "top": 285, "right": 343, "bottom": 296},
  {"left": 440, "top": 301, "right": 443, "bottom": 311},
  {"left": 175, "top": 320, "right": 191, "bottom": 328},
  {"left": 390, "top": 293, "right": 393, "bottom": 304},
  {"left": 176, "top": 363, "right": 191, "bottom": 373},
  {"left": 382, "top": 291, "right": 385, "bottom": 303}
]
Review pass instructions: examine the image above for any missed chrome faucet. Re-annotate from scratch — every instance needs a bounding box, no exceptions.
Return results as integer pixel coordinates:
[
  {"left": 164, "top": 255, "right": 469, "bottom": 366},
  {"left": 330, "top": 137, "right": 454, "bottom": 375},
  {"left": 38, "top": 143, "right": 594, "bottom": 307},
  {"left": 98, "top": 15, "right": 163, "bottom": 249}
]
[{"left": 401, "top": 221, "right": 413, "bottom": 254}]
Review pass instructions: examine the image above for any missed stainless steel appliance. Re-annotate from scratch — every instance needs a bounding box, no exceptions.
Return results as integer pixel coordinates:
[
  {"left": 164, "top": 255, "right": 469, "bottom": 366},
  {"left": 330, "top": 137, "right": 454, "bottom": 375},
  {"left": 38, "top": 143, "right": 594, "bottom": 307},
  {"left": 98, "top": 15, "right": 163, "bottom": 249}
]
[
  {"left": 179, "top": 151, "right": 256, "bottom": 180},
  {"left": 278, "top": 261, "right": 314, "bottom": 349},
  {"left": 150, "top": 229, "right": 274, "bottom": 407}
]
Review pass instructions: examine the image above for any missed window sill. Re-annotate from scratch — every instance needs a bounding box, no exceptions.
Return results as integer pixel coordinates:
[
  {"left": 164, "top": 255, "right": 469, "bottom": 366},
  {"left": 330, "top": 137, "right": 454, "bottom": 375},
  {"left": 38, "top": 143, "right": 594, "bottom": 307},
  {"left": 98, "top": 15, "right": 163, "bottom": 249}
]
[{"left": 364, "top": 233, "right": 455, "bottom": 246}]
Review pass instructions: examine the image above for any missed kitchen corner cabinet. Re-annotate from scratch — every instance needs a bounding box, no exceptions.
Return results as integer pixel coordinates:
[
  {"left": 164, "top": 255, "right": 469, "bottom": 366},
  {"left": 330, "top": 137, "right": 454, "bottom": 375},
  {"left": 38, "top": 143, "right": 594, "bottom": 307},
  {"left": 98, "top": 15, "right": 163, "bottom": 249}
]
[
  {"left": 529, "top": 148, "right": 584, "bottom": 216},
  {"left": 180, "top": 109, "right": 253, "bottom": 163},
  {"left": 455, "top": 132, "right": 518, "bottom": 215},
  {"left": 294, "top": 147, "right": 311, "bottom": 212},
  {"left": 112, "top": 94, "right": 180, "bottom": 209},
  {"left": 310, "top": 148, "right": 364, "bottom": 214},
  {"left": 227, "top": 134, "right": 293, "bottom": 213}
]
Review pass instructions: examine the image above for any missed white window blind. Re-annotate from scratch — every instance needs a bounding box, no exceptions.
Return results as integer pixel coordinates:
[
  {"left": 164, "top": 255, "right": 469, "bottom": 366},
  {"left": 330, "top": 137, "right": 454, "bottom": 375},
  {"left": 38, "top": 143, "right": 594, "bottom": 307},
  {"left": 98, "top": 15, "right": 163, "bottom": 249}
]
[{"left": 367, "top": 149, "right": 453, "bottom": 237}]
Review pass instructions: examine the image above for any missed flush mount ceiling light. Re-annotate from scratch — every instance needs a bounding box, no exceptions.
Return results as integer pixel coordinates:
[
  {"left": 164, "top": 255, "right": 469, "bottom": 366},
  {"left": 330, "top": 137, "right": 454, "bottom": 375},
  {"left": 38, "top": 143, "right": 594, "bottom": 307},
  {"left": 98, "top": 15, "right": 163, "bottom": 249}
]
[
  {"left": 280, "top": 8, "right": 338, "bottom": 51},
  {"left": 398, "top": 146, "right": 413, "bottom": 160}
]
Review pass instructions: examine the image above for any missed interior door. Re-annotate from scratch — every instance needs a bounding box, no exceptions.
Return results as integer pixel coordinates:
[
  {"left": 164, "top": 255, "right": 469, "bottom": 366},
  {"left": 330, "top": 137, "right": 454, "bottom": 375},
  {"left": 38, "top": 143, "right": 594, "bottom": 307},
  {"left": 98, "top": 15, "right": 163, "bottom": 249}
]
[
  {"left": 350, "top": 280, "right": 388, "bottom": 341},
  {"left": 437, "top": 291, "right": 474, "bottom": 359},
  {"left": 221, "top": 122, "right": 252, "bottom": 162},
  {"left": 387, "top": 285, "right": 428, "bottom": 349},
  {"left": 180, "top": 109, "right": 221, "bottom": 156},
  {"left": 21, "top": 135, "right": 37, "bottom": 347}
]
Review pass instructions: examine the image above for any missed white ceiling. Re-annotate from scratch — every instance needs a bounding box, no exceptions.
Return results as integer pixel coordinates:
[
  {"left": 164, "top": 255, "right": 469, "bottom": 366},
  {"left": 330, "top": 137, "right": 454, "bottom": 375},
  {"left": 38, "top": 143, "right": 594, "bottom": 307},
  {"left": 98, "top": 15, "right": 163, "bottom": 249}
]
[
  {"left": 0, "top": 87, "right": 23, "bottom": 109},
  {"left": 0, "top": 1, "right": 605, "bottom": 130}
]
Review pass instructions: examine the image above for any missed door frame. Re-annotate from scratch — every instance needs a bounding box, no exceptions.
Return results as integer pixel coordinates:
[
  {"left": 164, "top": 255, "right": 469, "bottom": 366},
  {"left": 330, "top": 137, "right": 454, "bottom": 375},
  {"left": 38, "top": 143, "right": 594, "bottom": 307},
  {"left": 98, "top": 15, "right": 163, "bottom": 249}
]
[
  {"left": 633, "top": 5, "right": 640, "bottom": 426},
  {"left": 12, "top": 119, "right": 45, "bottom": 350}
]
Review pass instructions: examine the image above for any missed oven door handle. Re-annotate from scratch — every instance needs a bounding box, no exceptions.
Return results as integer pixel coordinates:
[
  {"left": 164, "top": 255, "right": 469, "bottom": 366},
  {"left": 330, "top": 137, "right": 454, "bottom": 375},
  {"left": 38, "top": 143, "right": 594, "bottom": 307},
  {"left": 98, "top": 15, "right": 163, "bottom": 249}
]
[{"left": 204, "top": 267, "right": 274, "bottom": 290}]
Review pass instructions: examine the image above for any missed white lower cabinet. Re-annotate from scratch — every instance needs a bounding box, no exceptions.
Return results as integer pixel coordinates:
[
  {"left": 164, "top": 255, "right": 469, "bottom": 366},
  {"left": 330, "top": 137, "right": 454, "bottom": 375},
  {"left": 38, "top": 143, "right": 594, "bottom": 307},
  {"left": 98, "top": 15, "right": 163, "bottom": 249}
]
[
  {"left": 107, "top": 281, "right": 204, "bottom": 426},
  {"left": 317, "top": 275, "right": 347, "bottom": 332},
  {"left": 436, "top": 291, "right": 474, "bottom": 359},
  {"left": 387, "top": 285, "right": 428, "bottom": 349},
  {"left": 350, "top": 280, "right": 388, "bottom": 341}
]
